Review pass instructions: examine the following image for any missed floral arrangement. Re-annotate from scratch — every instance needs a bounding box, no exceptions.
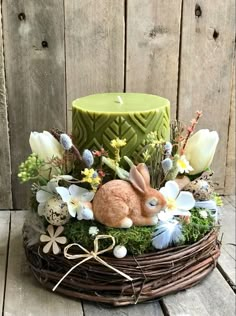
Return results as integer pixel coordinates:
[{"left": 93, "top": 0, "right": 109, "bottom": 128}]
[{"left": 19, "top": 111, "right": 222, "bottom": 261}]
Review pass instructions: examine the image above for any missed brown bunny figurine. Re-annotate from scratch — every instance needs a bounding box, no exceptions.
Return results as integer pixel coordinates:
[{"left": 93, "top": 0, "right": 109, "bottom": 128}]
[{"left": 93, "top": 163, "right": 166, "bottom": 228}]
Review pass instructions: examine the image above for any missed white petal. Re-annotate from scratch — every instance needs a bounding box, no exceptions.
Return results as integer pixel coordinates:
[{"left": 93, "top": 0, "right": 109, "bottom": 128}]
[
  {"left": 56, "top": 187, "right": 70, "bottom": 202},
  {"left": 176, "top": 191, "right": 195, "bottom": 211},
  {"left": 47, "top": 225, "right": 55, "bottom": 237},
  {"left": 80, "top": 191, "right": 95, "bottom": 202},
  {"left": 43, "top": 131, "right": 64, "bottom": 159},
  {"left": 29, "top": 132, "right": 41, "bottom": 156},
  {"left": 52, "top": 241, "right": 60, "bottom": 255},
  {"left": 158, "top": 211, "right": 174, "bottom": 221},
  {"left": 76, "top": 204, "right": 84, "bottom": 220},
  {"left": 195, "top": 200, "right": 217, "bottom": 210},
  {"left": 165, "top": 181, "right": 180, "bottom": 199},
  {"left": 55, "top": 236, "right": 67, "bottom": 245},
  {"left": 69, "top": 185, "right": 95, "bottom": 202},
  {"left": 69, "top": 185, "right": 88, "bottom": 197},
  {"left": 81, "top": 207, "right": 94, "bottom": 220},
  {"left": 40, "top": 234, "right": 51, "bottom": 242},
  {"left": 36, "top": 189, "right": 52, "bottom": 203},
  {"left": 67, "top": 203, "right": 77, "bottom": 217},
  {"left": 54, "top": 226, "right": 64, "bottom": 237},
  {"left": 38, "top": 203, "right": 46, "bottom": 216},
  {"left": 43, "top": 241, "right": 52, "bottom": 253},
  {"left": 47, "top": 181, "right": 57, "bottom": 193},
  {"left": 159, "top": 187, "right": 169, "bottom": 198}
]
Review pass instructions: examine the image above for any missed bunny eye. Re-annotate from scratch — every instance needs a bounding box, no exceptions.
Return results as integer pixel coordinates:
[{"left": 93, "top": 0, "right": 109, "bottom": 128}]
[{"left": 146, "top": 198, "right": 159, "bottom": 208}]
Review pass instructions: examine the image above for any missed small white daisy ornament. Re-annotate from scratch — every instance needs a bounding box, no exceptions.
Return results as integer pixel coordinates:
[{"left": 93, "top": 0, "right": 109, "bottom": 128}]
[
  {"left": 176, "top": 155, "right": 193, "bottom": 174},
  {"left": 40, "top": 225, "right": 67, "bottom": 255},
  {"left": 159, "top": 180, "right": 195, "bottom": 220}
]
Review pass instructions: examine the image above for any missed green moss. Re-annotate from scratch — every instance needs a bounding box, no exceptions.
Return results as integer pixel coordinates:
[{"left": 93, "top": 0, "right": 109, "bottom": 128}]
[
  {"left": 181, "top": 208, "right": 214, "bottom": 244},
  {"left": 63, "top": 220, "right": 155, "bottom": 255}
]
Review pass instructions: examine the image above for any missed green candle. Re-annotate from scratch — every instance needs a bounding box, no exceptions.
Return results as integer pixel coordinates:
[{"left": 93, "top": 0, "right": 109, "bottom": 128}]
[{"left": 72, "top": 93, "right": 170, "bottom": 161}]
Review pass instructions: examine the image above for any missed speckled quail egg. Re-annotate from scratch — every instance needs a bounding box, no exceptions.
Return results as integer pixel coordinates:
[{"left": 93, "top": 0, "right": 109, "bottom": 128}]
[
  {"left": 183, "top": 179, "right": 214, "bottom": 201},
  {"left": 44, "top": 196, "right": 70, "bottom": 226}
]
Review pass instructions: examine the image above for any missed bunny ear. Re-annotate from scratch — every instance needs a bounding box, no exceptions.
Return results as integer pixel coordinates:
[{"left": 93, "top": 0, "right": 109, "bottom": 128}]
[
  {"left": 136, "top": 163, "right": 150, "bottom": 186},
  {"left": 129, "top": 165, "right": 147, "bottom": 193}
]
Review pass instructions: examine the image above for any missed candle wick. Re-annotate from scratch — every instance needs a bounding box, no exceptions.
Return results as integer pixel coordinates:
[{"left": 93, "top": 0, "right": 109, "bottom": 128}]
[{"left": 117, "top": 96, "right": 123, "bottom": 104}]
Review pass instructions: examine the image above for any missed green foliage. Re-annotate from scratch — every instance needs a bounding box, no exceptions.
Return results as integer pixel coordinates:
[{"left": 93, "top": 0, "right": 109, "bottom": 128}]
[
  {"left": 181, "top": 208, "right": 214, "bottom": 244},
  {"left": 18, "top": 153, "right": 44, "bottom": 183},
  {"left": 63, "top": 220, "right": 155, "bottom": 255}
]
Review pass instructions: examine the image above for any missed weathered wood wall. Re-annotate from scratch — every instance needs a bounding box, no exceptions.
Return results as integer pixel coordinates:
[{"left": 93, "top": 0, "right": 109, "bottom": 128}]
[{"left": 0, "top": 0, "right": 235, "bottom": 209}]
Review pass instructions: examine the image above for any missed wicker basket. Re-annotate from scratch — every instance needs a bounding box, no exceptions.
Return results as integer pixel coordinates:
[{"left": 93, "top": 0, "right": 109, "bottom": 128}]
[{"left": 23, "top": 228, "right": 220, "bottom": 306}]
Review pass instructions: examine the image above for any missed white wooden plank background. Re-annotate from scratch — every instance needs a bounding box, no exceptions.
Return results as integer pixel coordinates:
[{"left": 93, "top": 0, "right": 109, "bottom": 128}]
[
  {"left": 178, "top": 0, "right": 235, "bottom": 192},
  {"left": 126, "top": 0, "right": 182, "bottom": 119},
  {"left": 65, "top": 0, "right": 125, "bottom": 132},
  {"left": 218, "top": 197, "right": 236, "bottom": 285},
  {"left": 0, "top": 211, "right": 10, "bottom": 313},
  {"left": 162, "top": 269, "right": 235, "bottom": 316},
  {"left": 2, "top": 0, "right": 66, "bottom": 209},
  {"left": 225, "top": 57, "right": 235, "bottom": 195},
  {"left": 0, "top": 0, "right": 12, "bottom": 209}
]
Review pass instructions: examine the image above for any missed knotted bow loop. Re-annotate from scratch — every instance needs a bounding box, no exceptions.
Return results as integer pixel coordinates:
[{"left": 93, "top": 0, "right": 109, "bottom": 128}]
[{"left": 52, "top": 234, "right": 132, "bottom": 292}]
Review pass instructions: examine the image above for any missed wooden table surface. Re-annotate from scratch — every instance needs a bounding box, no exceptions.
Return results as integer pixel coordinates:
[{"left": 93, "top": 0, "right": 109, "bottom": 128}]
[{"left": 0, "top": 196, "right": 235, "bottom": 316}]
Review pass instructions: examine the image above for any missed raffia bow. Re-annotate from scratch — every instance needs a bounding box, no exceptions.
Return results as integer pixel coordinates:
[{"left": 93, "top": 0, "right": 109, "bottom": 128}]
[{"left": 52, "top": 234, "right": 132, "bottom": 292}]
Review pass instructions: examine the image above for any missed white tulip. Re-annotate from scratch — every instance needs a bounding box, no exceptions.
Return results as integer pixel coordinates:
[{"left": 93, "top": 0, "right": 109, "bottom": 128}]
[
  {"left": 29, "top": 131, "right": 64, "bottom": 161},
  {"left": 184, "top": 129, "right": 219, "bottom": 175}
]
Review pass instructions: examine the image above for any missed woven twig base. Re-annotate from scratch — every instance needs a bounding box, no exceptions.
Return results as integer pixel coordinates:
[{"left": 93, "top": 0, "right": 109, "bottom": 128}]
[{"left": 23, "top": 229, "right": 220, "bottom": 306}]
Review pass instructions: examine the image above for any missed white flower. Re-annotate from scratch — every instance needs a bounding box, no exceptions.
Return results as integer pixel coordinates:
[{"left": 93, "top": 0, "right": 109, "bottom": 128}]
[
  {"left": 199, "top": 210, "right": 208, "bottom": 219},
  {"left": 40, "top": 225, "right": 67, "bottom": 255},
  {"left": 152, "top": 219, "right": 183, "bottom": 250},
  {"left": 56, "top": 184, "right": 94, "bottom": 220},
  {"left": 184, "top": 129, "right": 219, "bottom": 175},
  {"left": 60, "top": 133, "right": 73, "bottom": 150},
  {"left": 36, "top": 181, "right": 57, "bottom": 216},
  {"left": 89, "top": 226, "right": 99, "bottom": 236},
  {"left": 29, "top": 131, "right": 64, "bottom": 161},
  {"left": 176, "top": 155, "right": 193, "bottom": 174},
  {"left": 159, "top": 181, "right": 195, "bottom": 219}
]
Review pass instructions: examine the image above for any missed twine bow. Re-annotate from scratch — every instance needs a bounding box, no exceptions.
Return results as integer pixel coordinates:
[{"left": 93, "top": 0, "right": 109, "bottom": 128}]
[{"left": 52, "top": 234, "right": 132, "bottom": 292}]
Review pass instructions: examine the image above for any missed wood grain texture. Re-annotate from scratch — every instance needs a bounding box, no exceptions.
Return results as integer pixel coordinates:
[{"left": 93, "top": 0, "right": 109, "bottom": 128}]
[
  {"left": 0, "top": 1, "right": 12, "bottom": 209},
  {"left": 4, "top": 211, "right": 83, "bottom": 316},
  {"left": 225, "top": 57, "right": 235, "bottom": 194},
  {"left": 83, "top": 300, "right": 164, "bottom": 316},
  {"left": 2, "top": 0, "right": 66, "bottom": 208},
  {"left": 163, "top": 269, "right": 235, "bottom": 316},
  {"left": 126, "top": 0, "right": 182, "bottom": 118},
  {"left": 178, "top": 0, "right": 235, "bottom": 192},
  {"left": 0, "top": 211, "right": 10, "bottom": 313},
  {"left": 65, "top": 0, "right": 124, "bottom": 116},
  {"left": 218, "top": 196, "right": 236, "bottom": 286}
]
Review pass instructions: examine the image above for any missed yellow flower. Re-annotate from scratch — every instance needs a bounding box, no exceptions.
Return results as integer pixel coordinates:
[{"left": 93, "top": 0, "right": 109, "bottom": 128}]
[
  {"left": 81, "top": 168, "right": 101, "bottom": 189},
  {"left": 110, "top": 138, "right": 127, "bottom": 148}
]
